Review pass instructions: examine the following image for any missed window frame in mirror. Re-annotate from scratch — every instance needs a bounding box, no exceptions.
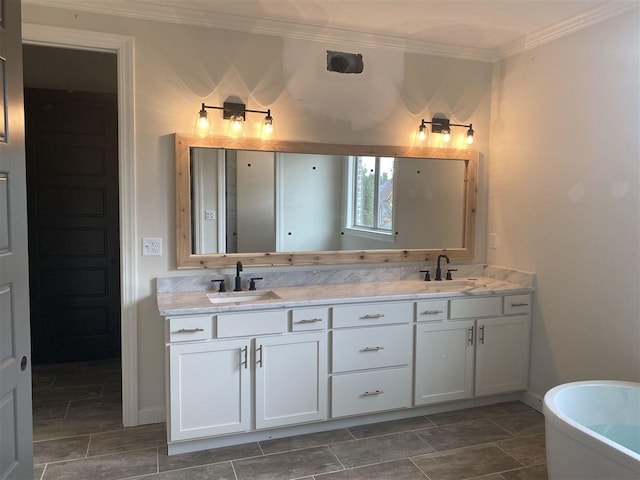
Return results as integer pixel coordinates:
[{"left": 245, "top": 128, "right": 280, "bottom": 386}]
[{"left": 175, "top": 133, "right": 478, "bottom": 268}]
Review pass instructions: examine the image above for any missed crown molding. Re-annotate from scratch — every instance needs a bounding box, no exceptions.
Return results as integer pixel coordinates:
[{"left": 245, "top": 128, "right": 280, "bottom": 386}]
[
  {"left": 495, "top": 1, "right": 639, "bottom": 60},
  {"left": 22, "top": 0, "right": 638, "bottom": 63},
  {"left": 20, "top": 0, "right": 495, "bottom": 61}
]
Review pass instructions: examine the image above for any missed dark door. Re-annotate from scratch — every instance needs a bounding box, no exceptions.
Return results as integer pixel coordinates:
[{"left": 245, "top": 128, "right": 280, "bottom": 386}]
[{"left": 25, "top": 88, "right": 120, "bottom": 364}]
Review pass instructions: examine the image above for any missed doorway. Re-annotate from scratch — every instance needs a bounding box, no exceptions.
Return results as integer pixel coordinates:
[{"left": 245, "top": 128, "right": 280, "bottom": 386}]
[{"left": 23, "top": 45, "right": 121, "bottom": 365}]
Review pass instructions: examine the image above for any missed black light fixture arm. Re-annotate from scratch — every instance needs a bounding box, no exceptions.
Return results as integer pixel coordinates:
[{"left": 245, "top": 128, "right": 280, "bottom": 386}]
[
  {"left": 200, "top": 101, "right": 270, "bottom": 121},
  {"left": 418, "top": 117, "right": 474, "bottom": 143},
  {"left": 419, "top": 117, "right": 471, "bottom": 131}
]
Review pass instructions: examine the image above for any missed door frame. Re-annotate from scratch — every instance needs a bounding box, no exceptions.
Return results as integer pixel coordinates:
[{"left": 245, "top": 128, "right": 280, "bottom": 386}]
[{"left": 22, "top": 24, "right": 139, "bottom": 427}]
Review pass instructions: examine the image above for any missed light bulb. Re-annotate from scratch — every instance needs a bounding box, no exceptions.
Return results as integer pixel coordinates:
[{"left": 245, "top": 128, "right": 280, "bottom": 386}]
[
  {"left": 466, "top": 126, "right": 474, "bottom": 144},
  {"left": 264, "top": 114, "right": 273, "bottom": 134},
  {"left": 231, "top": 116, "right": 243, "bottom": 131},
  {"left": 418, "top": 124, "right": 426, "bottom": 141},
  {"left": 442, "top": 129, "right": 451, "bottom": 143},
  {"left": 196, "top": 108, "right": 210, "bottom": 137},
  {"left": 228, "top": 114, "right": 245, "bottom": 139}
]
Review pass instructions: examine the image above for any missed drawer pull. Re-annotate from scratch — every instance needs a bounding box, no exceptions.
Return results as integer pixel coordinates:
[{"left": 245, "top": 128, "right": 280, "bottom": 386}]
[
  {"left": 175, "top": 328, "right": 205, "bottom": 333},
  {"left": 256, "top": 345, "right": 263, "bottom": 368},
  {"left": 362, "top": 314, "right": 385, "bottom": 319},
  {"left": 421, "top": 310, "right": 444, "bottom": 315},
  {"left": 362, "top": 390, "right": 384, "bottom": 397},
  {"left": 511, "top": 302, "right": 529, "bottom": 307},
  {"left": 296, "top": 318, "right": 323, "bottom": 324},
  {"left": 362, "top": 346, "right": 385, "bottom": 352},
  {"left": 240, "top": 346, "right": 248, "bottom": 369}
]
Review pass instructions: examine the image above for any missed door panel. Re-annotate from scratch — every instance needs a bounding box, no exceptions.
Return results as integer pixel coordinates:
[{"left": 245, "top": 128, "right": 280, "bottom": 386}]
[
  {"left": 25, "top": 87, "right": 120, "bottom": 363},
  {"left": 0, "top": 0, "right": 35, "bottom": 478},
  {"left": 414, "top": 321, "right": 475, "bottom": 405}
]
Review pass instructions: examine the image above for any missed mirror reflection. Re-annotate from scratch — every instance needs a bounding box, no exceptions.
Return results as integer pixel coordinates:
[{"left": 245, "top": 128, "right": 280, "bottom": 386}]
[{"left": 190, "top": 148, "right": 466, "bottom": 255}]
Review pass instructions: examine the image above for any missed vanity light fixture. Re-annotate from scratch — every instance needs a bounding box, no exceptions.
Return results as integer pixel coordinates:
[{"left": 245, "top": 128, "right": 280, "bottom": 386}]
[
  {"left": 196, "top": 101, "right": 274, "bottom": 138},
  {"left": 418, "top": 117, "right": 474, "bottom": 145}
]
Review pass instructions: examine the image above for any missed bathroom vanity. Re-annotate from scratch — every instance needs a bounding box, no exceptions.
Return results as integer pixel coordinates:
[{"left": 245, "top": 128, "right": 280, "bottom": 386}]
[{"left": 157, "top": 266, "right": 533, "bottom": 454}]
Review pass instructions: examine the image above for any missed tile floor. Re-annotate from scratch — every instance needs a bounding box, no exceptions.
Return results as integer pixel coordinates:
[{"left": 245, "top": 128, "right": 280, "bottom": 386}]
[{"left": 32, "top": 360, "right": 548, "bottom": 480}]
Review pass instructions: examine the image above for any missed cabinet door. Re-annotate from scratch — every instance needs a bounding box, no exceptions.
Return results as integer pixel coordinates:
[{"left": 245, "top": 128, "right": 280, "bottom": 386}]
[
  {"left": 168, "top": 339, "right": 250, "bottom": 441},
  {"left": 255, "top": 332, "right": 327, "bottom": 429},
  {"left": 475, "top": 315, "right": 530, "bottom": 396},
  {"left": 414, "top": 321, "right": 475, "bottom": 405}
]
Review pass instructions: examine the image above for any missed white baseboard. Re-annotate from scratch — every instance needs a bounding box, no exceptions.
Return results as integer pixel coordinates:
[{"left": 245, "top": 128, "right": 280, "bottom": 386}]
[
  {"left": 520, "top": 390, "right": 544, "bottom": 412},
  {"left": 138, "top": 406, "right": 165, "bottom": 425}
]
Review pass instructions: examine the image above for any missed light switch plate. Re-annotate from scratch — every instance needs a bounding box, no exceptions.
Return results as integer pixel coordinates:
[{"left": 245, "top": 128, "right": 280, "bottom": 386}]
[
  {"left": 142, "top": 237, "right": 162, "bottom": 256},
  {"left": 489, "top": 233, "right": 498, "bottom": 249}
]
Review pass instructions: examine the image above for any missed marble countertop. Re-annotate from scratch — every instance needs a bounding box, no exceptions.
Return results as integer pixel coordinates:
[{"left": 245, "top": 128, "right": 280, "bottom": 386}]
[{"left": 157, "top": 276, "right": 531, "bottom": 316}]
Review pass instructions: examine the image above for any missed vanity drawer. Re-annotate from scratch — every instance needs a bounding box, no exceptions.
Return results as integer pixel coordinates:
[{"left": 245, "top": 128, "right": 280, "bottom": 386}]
[
  {"left": 291, "top": 307, "right": 328, "bottom": 332},
  {"left": 449, "top": 297, "right": 501, "bottom": 319},
  {"left": 332, "top": 302, "right": 412, "bottom": 328},
  {"left": 416, "top": 300, "right": 448, "bottom": 322},
  {"left": 167, "top": 316, "right": 213, "bottom": 343},
  {"left": 331, "top": 367, "right": 411, "bottom": 418},
  {"left": 217, "top": 310, "right": 287, "bottom": 338},
  {"left": 332, "top": 324, "right": 411, "bottom": 373},
  {"left": 503, "top": 294, "right": 531, "bottom": 315}
]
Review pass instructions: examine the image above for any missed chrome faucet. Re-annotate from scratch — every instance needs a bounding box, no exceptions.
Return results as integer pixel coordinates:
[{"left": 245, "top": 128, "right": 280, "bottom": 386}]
[
  {"left": 233, "top": 261, "right": 243, "bottom": 291},
  {"left": 435, "top": 254, "right": 449, "bottom": 281}
]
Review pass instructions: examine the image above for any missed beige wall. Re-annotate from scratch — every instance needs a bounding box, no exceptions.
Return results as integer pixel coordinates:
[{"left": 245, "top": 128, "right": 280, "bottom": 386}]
[
  {"left": 22, "top": 5, "right": 492, "bottom": 421},
  {"left": 489, "top": 12, "right": 640, "bottom": 401}
]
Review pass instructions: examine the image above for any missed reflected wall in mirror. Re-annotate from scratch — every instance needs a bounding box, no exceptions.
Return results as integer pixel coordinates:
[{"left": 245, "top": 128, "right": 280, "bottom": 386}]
[{"left": 176, "top": 134, "right": 478, "bottom": 268}]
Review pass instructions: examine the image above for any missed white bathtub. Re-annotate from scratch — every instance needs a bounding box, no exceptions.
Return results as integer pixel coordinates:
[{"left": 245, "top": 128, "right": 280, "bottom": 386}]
[{"left": 543, "top": 381, "right": 640, "bottom": 480}]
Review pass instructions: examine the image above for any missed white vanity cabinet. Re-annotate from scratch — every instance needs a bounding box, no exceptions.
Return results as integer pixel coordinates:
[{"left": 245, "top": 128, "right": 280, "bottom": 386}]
[
  {"left": 414, "top": 294, "right": 531, "bottom": 406},
  {"left": 166, "top": 308, "right": 328, "bottom": 443},
  {"left": 162, "top": 285, "right": 533, "bottom": 454}
]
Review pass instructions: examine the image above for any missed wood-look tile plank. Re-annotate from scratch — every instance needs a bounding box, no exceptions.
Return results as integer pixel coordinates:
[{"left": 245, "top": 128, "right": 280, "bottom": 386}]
[
  {"left": 490, "top": 412, "right": 545, "bottom": 437},
  {"left": 34, "top": 435, "right": 90, "bottom": 464},
  {"left": 347, "top": 416, "right": 435, "bottom": 439},
  {"left": 41, "top": 447, "right": 157, "bottom": 480},
  {"left": 87, "top": 423, "right": 166, "bottom": 457},
  {"left": 411, "top": 445, "right": 523, "bottom": 480},
  {"left": 416, "top": 418, "right": 513, "bottom": 451},
  {"left": 496, "top": 434, "right": 546, "bottom": 466},
  {"left": 260, "top": 429, "right": 353, "bottom": 455},
  {"left": 315, "top": 459, "right": 428, "bottom": 479},
  {"left": 157, "top": 443, "right": 262, "bottom": 472},
  {"left": 33, "top": 413, "right": 124, "bottom": 442},
  {"left": 329, "top": 432, "right": 434, "bottom": 469},
  {"left": 233, "top": 446, "right": 342, "bottom": 480}
]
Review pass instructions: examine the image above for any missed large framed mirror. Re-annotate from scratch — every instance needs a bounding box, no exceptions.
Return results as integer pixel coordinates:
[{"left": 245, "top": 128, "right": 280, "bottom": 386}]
[{"left": 175, "top": 134, "right": 478, "bottom": 268}]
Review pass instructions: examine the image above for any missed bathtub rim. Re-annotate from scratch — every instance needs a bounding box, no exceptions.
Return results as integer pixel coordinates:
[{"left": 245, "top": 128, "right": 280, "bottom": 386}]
[{"left": 543, "top": 380, "right": 640, "bottom": 469}]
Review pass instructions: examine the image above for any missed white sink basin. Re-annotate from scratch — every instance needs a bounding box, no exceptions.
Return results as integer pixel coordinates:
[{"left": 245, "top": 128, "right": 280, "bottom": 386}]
[
  {"left": 206, "top": 290, "right": 281, "bottom": 305},
  {"left": 423, "top": 280, "right": 485, "bottom": 292}
]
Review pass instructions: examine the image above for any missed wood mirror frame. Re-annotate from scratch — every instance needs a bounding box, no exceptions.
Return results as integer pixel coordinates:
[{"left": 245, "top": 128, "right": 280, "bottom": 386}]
[{"left": 175, "top": 134, "right": 478, "bottom": 268}]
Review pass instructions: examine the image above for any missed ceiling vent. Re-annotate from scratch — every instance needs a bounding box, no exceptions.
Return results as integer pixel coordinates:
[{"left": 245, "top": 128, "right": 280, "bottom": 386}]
[{"left": 326, "top": 50, "right": 363, "bottom": 74}]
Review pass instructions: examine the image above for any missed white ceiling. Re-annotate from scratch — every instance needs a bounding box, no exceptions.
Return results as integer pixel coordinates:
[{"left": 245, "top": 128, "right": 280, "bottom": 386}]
[{"left": 22, "top": 0, "right": 639, "bottom": 61}]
